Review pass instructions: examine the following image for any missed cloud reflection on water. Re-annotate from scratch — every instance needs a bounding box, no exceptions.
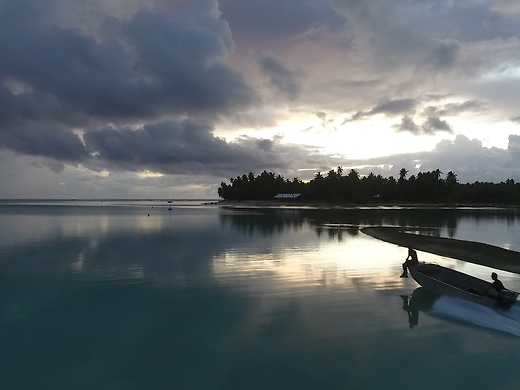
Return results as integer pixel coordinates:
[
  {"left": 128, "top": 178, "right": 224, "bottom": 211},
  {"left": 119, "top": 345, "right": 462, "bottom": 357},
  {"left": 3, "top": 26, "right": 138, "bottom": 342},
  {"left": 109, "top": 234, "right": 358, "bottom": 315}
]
[{"left": 1, "top": 206, "right": 520, "bottom": 389}]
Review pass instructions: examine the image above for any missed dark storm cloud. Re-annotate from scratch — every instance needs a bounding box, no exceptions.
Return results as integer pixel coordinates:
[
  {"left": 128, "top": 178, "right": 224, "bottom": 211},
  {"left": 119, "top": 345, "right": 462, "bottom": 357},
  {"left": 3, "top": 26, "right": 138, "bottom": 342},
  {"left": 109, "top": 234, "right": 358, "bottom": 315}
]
[
  {"left": 0, "top": 84, "right": 67, "bottom": 126},
  {"left": 0, "top": 0, "right": 343, "bottom": 180},
  {"left": 85, "top": 120, "right": 241, "bottom": 173},
  {"left": 0, "top": 121, "right": 86, "bottom": 162},
  {"left": 0, "top": 59, "right": 77, "bottom": 160},
  {"left": 0, "top": 0, "right": 254, "bottom": 125},
  {"left": 259, "top": 56, "right": 301, "bottom": 99},
  {"left": 349, "top": 99, "right": 417, "bottom": 121},
  {"left": 84, "top": 119, "right": 339, "bottom": 176},
  {"left": 0, "top": 0, "right": 265, "bottom": 172}
]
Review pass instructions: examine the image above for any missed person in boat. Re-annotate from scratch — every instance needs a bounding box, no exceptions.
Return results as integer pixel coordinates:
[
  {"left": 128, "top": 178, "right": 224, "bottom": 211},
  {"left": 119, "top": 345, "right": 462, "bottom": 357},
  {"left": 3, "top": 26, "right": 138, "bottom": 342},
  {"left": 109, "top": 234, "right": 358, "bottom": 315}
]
[
  {"left": 491, "top": 272, "right": 505, "bottom": 291},
  {"left": 487, "top": 272, "right": 515, "bottom": 306},
  {"left": 400, "top": 247, "right": 419, "bottom": 278}
]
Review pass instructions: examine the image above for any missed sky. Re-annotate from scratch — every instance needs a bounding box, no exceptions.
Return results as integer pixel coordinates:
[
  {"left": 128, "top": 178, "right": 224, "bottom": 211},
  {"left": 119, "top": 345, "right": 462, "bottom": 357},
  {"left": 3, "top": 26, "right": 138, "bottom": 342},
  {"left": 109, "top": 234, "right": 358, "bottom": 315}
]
[{"left": 1, "top": 0, "right": 520, "bottom": 198}]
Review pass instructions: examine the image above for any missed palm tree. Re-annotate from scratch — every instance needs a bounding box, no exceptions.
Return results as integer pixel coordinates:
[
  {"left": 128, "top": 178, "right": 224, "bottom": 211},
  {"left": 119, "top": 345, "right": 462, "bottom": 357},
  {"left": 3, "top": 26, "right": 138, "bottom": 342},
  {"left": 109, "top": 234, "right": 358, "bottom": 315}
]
[
  {"left": 399, "top": 168, "right": 408, "bottom": 184},
  {"left": 348, "top": 169, "right": 359, "bottom": 182},
  {"left": 446, "top": 171, "right": 457, "bottom": 186}
]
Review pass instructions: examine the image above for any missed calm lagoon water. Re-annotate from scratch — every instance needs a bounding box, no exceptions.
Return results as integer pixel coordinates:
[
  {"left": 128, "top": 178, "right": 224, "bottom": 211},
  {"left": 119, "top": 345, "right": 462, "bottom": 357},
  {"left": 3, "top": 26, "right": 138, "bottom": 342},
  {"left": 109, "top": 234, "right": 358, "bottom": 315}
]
[{"left": 1, "top": 202, "right": 520, "bottom": 389}]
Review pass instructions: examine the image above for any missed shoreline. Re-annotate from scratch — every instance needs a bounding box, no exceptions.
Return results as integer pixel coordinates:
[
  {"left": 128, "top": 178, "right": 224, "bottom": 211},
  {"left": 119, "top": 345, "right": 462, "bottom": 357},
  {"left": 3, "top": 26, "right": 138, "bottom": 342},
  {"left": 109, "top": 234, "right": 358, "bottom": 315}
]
[{"left": 217, "top": 200, "right": 520, "bottom": 209}]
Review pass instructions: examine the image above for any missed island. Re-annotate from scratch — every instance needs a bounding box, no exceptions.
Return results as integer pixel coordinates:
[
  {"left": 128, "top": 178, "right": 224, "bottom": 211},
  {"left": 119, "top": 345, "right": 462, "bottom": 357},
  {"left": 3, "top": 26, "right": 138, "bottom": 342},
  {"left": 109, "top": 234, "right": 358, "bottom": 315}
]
[{"left": 218, "top": 168, "right": 520, "bottom": 205}]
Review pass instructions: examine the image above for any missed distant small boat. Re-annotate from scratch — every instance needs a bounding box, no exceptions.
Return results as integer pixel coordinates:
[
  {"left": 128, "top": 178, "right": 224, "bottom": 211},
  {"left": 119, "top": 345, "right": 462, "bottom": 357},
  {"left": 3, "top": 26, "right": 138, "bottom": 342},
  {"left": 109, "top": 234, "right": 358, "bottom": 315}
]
[{"left": 410, "top": 263, "right": 519, "bottom": 306}]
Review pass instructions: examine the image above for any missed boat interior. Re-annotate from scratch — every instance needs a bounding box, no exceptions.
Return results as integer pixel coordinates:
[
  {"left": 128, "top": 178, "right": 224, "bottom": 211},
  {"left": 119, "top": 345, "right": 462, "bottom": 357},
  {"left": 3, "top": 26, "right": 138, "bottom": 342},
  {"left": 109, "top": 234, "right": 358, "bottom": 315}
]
[
  {"left": 417, "top": 263, "right": 518, "bottom": 305},
  {"left": 418, "top": 264, "right": 492, "bottom": 296}
]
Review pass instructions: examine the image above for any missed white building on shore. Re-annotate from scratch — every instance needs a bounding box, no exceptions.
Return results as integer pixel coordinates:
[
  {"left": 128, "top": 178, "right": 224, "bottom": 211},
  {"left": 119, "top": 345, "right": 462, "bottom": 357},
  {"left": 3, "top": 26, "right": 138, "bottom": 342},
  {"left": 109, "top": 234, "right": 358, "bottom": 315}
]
[{"left": 273, "top": 193, "right": 302, "bottom": 200}]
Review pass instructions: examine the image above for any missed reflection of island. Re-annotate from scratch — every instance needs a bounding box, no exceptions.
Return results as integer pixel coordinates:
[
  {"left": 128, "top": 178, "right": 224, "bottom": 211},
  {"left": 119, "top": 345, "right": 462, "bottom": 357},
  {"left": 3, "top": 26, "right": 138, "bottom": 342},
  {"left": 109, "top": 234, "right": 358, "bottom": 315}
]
[
  {"left": 314, "top": 225, "right": 359, "bottom": 241},
  {"left": 402, "top": 287, "right": 520, "bottom": 337},
  {"left": 220, "top": 206, "right": 520, "bottom": 241},
  {"left": 219, "top": 210, "right": 307, "bottom": 237}
]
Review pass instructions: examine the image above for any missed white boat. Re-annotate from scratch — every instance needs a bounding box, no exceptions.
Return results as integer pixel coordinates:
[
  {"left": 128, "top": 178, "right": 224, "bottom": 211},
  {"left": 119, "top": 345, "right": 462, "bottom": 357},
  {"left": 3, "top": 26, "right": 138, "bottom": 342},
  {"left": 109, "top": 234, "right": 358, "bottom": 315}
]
[{"left": 410, "top": 262, "right": 518, "bottom": 306}]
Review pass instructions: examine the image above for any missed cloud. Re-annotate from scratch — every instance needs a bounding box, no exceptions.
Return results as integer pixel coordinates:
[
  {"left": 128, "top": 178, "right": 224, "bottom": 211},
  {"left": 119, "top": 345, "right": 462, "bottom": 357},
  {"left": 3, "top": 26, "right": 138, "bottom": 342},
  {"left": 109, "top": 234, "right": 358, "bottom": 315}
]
[
  {"left": 0, "top": 149, "right": 225, "bottom": 199},
  {"left": 0, "top": 0, "right": 264, "bottom": 171},
  {"left": 3, "top": 0, "right": 520, "bottom": 197},
  {"left": 349, "top": 98, "right": 418, "bottom": 121},
  {"left": 219, "top": 0, "right": 343, "bottom": 42},
  {"left": 423, "top": 100, "right": 485, "bottom": 117},
  {"left": 370, "top": 99, "right": 418, "bottom": 115},
  {"left": 259, "top": 56, "right": 301, "bottom": 99},
  {"left": 422, "top": 135, "right": 516, "bottom": 180},
  {"left": 296, "top": 0, "right": 520, "bottom": 120},
  {"left": 83, "top": 119, "right": 340, "bottom": 177},
  {"left": 344, "top": 134, "right": 520, "bottom": 182},
  {"left": 0, "top": 82, "right": 92, "bottom": 164},
  {"left": 352, "top": 98, "right": 482, "bottom": 126},
  {"left": 0, "top": 0, "right": 345, "bottom": 191},
  {"left": 491, "top": 0, "right": 520, "bottom": 16},
  {"left": 0, "top": 0, "right": 254, "bottom": 125},
  {"left": 427, "top": 41, "right": 459, "bottom": 70},
  {"left": 422, "top": 116, "right": 452, "bottom": 134},
  {"left": 394, "top": 99, "right": 486, "bottom": 135},
  {"left": 393, "top": 116, "right": 420, "bottom": 134},
  {"left": 316, "top": 112, "right": 327, "bottom": 120},
  {"left": 508, "top": 134, "right": 520, "bottom": 153},
  {"left": 392, "top": 99, "right": 485, "bottom": 135},
  {"left": 393, "top": 114, "right": 452, "bottom": 135}
]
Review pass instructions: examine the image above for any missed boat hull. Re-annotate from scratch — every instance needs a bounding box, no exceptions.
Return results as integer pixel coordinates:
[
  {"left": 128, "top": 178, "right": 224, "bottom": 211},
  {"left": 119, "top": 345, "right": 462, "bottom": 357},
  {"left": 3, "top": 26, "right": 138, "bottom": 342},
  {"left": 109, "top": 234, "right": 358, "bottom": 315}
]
[
  {"left": 407, "top": 287, "right": 520, "bottom": 337},
  {"left": 409, "top": 263, "right": 518, "bottom": 307}
]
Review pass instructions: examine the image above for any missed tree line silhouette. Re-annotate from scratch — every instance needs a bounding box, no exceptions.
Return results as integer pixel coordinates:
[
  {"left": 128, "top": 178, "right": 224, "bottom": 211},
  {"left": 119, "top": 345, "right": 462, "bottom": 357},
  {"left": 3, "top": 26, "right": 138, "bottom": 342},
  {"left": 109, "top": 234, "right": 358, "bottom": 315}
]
[{"left": 218, "top": 168, "right": 520, "bottom": 204}]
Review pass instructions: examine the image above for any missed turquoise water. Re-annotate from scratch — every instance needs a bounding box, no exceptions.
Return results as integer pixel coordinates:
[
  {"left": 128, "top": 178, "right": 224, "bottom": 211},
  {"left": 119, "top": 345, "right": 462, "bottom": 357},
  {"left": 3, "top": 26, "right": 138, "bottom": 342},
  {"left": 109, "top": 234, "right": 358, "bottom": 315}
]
[{"left": 1, "top": 202, "right": 520, "bottom": 389}]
